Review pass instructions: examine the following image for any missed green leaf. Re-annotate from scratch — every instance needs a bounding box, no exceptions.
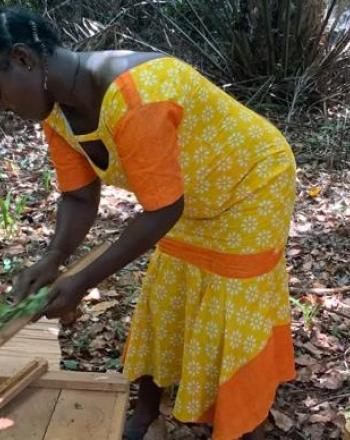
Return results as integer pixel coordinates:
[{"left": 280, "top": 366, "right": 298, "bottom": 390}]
[
  {"left": 105, "top": 357, "right": 121, "bottom": 370},
  {"left": 0, "top": 286, "right": 50, "bottom": 330},
  {"left": 63, "top": 360, "right": 79, "bottom": 371}
]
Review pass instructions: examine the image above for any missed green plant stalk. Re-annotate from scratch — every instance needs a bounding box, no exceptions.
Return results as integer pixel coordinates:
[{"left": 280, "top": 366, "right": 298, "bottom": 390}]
[
  {"left": 42, "top": 169, "right": 53, "bottom": 192},
  {"left": 0, "top": 193, "right": 13, "bottom": 231},
  {"left": 0, "top": 287, "right": 50, "bottom": 330},
  {"left": 290, "top": 296, "right": 320, "bottom": 329}
]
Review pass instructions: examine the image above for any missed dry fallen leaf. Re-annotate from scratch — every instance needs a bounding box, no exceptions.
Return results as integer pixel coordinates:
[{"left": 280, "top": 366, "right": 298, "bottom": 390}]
[
  {"left": 295, "top": 354, "right": 317, "bottom": 366},
  {"left": 3, "top": 244, "right": 25, "bottom": 256},
  {"left": 303, "top": 342, "right": 323, "bottom": 358},
  {"left": 89, "top": 300, "right": 119, "bottom": 316},
  {"left": 316, "top": 371, "right": 344, "bottom": 390},
  {"left": 84, "top": 288, "right": 101, "bottom": 301},
  {"left": 308, "top": 186, "right": 322, "bottom": 197},
  {"left": 296, "top": 367, "right": 313, "bottom": 382},
  {"left": 309, "top": 407, "right": 337, "bottom": 424},
  {"left": 270, "top": 409, "right": 294, "bottom": 432},
  {"left": 144, "top": 416, "right": 168, "bottom": 440},
  {"left": 160, "top": 393, "right": 173, "bottom": 417}
]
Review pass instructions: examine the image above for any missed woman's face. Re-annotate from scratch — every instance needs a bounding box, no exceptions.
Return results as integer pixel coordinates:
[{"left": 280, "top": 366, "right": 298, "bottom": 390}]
[{"left": 0, "top": 44, "right": 54, "bottom": 121}]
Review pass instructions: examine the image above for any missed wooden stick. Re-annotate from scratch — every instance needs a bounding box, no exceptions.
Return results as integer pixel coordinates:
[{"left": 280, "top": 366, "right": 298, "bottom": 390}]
[
  {"left": 59, "top": 242, "right": 111, "bottom": 324},
  {"left": 0, "top": 243, "right": 111, "bottom": 347},
  {"left": 59, "top": 242, "right": 111, "bottom": 279},
  {"left": 0, "top": 358, "right": 48, "bottom": 409}
]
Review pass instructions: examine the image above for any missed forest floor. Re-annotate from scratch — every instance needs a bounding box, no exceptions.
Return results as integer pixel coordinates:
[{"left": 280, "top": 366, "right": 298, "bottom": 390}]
[{"left": 0, "top": 109, "right": 350, "bottom": 439}]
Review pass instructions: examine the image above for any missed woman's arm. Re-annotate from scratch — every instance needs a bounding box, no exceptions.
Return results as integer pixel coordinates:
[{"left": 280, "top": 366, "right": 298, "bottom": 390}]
[
  {"left": 47, "top": 178, "right": 101, "bottom": 265},
  {"left": 43, "top": 195, "right": 184, "bottom": 317},
  {"left": 13, "top": 178, "right": 101, "bottom": 302},
  {"left": 78, "top": 195, "right": 184, "bottom": 289}
]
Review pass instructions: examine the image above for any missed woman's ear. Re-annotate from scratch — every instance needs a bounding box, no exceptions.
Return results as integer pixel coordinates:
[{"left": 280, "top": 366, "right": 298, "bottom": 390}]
[{"left": 9, "top": 43, "right": 37, "bottom": 70}]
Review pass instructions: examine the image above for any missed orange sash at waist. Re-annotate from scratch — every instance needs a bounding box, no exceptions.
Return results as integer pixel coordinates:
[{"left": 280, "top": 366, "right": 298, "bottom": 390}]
[{"left": 158, "top": 237, "right": 284, "bottom": 278}]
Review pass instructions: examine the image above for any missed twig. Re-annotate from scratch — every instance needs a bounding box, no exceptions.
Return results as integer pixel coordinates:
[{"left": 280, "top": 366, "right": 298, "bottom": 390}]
[
  {"left": 47, "top": 0, "right": 74, "bottom": 15},
  {"left": 290, "top": 286, "right": 350, "bottom": 295},
  {"left": 114, "top": 31, "right": 168, "bottom": 55},
  {"left": 309, "top": 391, "right": 350, "bottom": 408},
  {"left": 344, "top": 346, "right": 350, "bottom": 372},
  {"left": 326, "top": 308, "right": 350, "bottom": 320},
  {"left": 293, "top": 428, "right": 308, "bottom": 440}
]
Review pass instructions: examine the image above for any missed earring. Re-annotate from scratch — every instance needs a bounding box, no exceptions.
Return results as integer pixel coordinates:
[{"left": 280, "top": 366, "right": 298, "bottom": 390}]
[{"left": 27, "top": 66, "right": 32, "bottom": 71}]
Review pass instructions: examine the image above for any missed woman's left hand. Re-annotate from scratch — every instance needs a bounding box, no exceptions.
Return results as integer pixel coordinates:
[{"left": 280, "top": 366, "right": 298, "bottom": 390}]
[{"left": 43, "top": 275, "right": 87, "bottom": 319}]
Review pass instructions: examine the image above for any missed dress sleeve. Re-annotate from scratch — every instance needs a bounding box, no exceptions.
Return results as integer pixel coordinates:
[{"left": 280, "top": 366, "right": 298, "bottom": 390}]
[
  {"left": 113, "top": 101, "right": 184, "bottom": 211},
  {"left": 43, "top": 122, "right": 97, "bottom": 192}
]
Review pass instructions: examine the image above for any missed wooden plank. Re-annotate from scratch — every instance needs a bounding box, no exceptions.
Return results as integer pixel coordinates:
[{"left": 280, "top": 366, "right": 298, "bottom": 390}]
[
  {"left": 0, "top": 371, "right": 129, "bottom": 393},
  {"left": 0, "top": 317, "right": 33, "bottom": 349},
  {"left": 0, "top": 355, "right": 60, "bottom": 365},
  {"left": 0, "top": 354, "right": 60, "bottom": 374},
  {"left": 16, "top": 322, "right": 60, "bottom": 339},
  {"left": 0, "top": 318, "right": 61, "bottom": 372},
  {"left": 108, "top": 389, "right": 129, "bottom": 440},
  {"left": 24, "top": 319, "right": 59, "bottom": 332},
  {"left": 44, "top": 389, "right": 117, "bottom": 440},
  {"left": 0, "top": 354, "right": 60, "bottom": 365},
  {"left": 0, "top": 388, "right": 60, "bottom": 440},
  {"left": 0, "top": 359, "right": 48, "bottom": 409},
  {"left": 34, "top": 371, "right": 129, "bottom": 392},
  {"left": 0, "top": 315, "right": 58, "bottom": 348},
  {"left": 0, "top": 342, "right": 61, "bottom": 353},
  {"left": 0, "top": 341, "right": 61, "bottom": 352},
  {"left": 9, "top": 331, "right": 58, "bottom": 340}
]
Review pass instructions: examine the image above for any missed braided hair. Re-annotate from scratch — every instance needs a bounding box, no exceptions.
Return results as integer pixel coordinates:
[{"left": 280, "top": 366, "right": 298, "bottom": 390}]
[{"left": 0, "top": 7, "right": 61, "bottom": 72}]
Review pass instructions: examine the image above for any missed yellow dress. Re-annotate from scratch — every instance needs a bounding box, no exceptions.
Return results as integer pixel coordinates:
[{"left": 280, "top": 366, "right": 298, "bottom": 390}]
[{"left": 44, "top": 57, "right": 296, "bottom": 440}]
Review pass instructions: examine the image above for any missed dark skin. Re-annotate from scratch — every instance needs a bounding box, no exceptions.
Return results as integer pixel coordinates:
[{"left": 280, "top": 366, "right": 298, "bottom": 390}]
[
  {"left": 7, "top": 46, "right": 177, "bottom": 310},
  {"left": 4, "top": 44, "right": 264, "bottom": 440}
]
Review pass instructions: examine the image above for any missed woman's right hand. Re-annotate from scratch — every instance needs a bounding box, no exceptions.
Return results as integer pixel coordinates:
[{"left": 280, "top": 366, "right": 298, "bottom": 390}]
[{"left": 12, "top": 252, "right": 61, "bottom": 304}]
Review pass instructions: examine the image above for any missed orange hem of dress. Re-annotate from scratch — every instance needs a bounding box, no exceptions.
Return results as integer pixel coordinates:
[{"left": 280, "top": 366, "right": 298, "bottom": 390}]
[
  {"left": 192, "top": 324, "right": 295, "bottom": 440},
  {"left": 159, "top": 237, "right": 284, "bottom": 278}
]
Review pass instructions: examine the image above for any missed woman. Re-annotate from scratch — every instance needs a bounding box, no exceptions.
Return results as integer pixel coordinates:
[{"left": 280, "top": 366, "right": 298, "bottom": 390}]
[{"left": 5, "top": 7, "right": 296, "bottom": 440}]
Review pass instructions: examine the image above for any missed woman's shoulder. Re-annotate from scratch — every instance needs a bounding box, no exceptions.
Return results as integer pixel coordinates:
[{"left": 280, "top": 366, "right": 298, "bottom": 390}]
[{"left": 90, "top": 50, "right": 168, "bottom": 94}]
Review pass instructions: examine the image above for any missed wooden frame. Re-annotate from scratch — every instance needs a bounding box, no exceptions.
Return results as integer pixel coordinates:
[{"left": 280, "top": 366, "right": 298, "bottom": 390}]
[{"left": 0, "top": 370, "right": 129, "bottom": 440}]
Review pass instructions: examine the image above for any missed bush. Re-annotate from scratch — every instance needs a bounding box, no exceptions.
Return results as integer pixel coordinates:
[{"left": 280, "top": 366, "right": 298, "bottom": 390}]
[
  {"left": 148, "top": 0, "right": 350, "bottom": 116},
  {"left": 3, "top": 0, "right": 350, "bottom": 117}
]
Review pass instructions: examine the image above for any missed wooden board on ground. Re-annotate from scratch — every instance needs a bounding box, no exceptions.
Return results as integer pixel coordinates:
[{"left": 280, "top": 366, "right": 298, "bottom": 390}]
[
  {"left": 0, "top": 370, "right": 129, "bottom": 440},
  {"left": 0, "top": 299, "right": 129, "bottom": 440},
  {"left": 0, "top": 318, "right": 61, "bottom": 374}
]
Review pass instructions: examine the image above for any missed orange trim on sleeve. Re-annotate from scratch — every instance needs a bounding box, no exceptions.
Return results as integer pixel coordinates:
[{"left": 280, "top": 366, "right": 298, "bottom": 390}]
[
  {"left": 115, "top": 72, "right": 143, "bottom": 110},
  {"left": 113, "top": 101, "right": 184, "bottom": 211},
  {"left": 43, "top": 122, "right": 97, "bottom": 192},
  {"left": 198, "top": 325, "right": 295, "bottom": 440},
  {"left": 159, "top": 237, "right": 284, "bottom": 278}
]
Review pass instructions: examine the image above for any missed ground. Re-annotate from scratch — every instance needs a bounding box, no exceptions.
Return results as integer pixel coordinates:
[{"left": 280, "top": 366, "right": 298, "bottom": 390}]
[{"left": 0, "top": 110, "right": 350, "bottom": 439}]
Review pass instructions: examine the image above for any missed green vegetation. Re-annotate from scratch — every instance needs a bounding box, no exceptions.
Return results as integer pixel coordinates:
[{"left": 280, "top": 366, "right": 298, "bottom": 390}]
[
  {"left": 6, "top": 1, "right": 349, "bottom": 117},
  {"left": 290, "top": 296, "right": 320, "bottom": 330},
  {"left": 0, "top": 192, "right": 28, "bottom": 236},
  {"left": 152, "top": 0, "right": 350, "bottom": 114},
  {"left": 0, "top": 286, "right": 49, "bottom": 329},
  {"left": 42, "top": 168, "right": 53, "bottom": 192}
]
